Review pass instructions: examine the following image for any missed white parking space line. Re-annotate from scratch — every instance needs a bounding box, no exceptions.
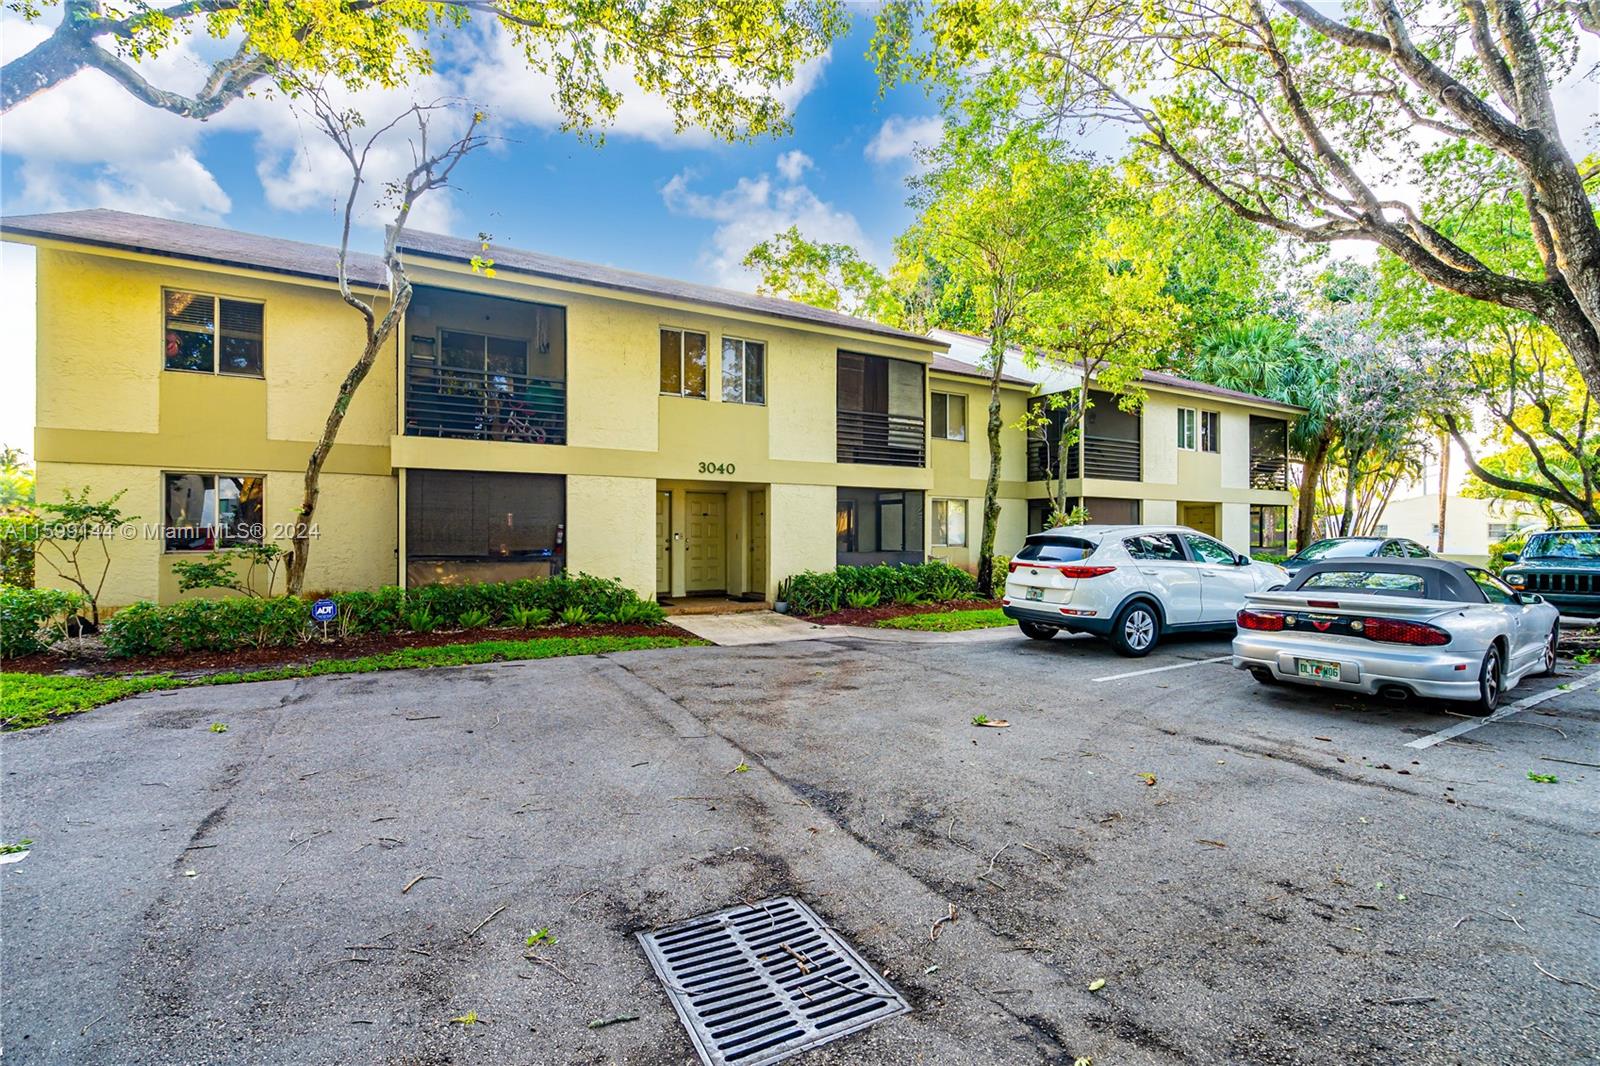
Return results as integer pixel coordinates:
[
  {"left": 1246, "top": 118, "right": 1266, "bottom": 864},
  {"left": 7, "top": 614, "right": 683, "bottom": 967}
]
[
  {"left": 1092, "top": 655, "right": 1233, "bottom": 683},
  {"left": 1405, "top": 669, "right": 1600, "bottom": 750}
]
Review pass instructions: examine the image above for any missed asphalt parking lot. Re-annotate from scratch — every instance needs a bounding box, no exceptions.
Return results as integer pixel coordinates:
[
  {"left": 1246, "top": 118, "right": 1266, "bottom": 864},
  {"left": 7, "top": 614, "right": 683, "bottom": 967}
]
[{"left": 4, "top": 629, "right": 1598, "bottom": 1064}]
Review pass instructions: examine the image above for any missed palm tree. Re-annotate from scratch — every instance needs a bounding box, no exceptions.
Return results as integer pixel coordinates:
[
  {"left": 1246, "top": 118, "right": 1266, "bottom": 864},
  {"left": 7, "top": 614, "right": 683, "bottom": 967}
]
[{"left": 1191, "top": 318, "right": 1337, "bottom": 550}]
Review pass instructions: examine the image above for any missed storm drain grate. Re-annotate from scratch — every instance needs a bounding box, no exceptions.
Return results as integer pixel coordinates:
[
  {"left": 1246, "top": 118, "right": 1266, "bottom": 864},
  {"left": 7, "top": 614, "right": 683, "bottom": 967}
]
[{"left": 637, "top": 896, "right": 908, "bottom": 1066}]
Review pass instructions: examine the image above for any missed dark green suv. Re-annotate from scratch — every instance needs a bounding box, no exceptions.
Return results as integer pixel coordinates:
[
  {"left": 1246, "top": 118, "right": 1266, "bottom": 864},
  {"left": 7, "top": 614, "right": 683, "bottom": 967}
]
[{"left": 1503, "top": 529, "right": 1600, "bottom": 616}]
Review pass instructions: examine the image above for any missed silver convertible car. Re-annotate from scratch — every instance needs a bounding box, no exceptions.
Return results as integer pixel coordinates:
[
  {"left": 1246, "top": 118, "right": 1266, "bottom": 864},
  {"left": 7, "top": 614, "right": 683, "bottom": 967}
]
[{"left": 1231, "top": 559, "right": 1560, "bottom": 713}]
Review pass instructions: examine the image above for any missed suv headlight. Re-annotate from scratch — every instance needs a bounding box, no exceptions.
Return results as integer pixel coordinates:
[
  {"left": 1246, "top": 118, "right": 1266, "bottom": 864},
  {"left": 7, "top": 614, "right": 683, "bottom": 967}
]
[{"left": 1506, "top": 573, "right": 1526, "bottom": 588}]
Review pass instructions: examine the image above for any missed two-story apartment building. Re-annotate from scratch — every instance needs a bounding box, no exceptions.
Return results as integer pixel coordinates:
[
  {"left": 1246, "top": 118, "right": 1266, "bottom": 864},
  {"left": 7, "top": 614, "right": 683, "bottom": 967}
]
[
  {"left": 923, "top": 330, "right": 1301, "bottom": 569},
  {"left": 3, "top": 210, "right": 1299, "bottom": 610},
  {"left": 4, "top": 209, "right": 953, "bottom": 608}
]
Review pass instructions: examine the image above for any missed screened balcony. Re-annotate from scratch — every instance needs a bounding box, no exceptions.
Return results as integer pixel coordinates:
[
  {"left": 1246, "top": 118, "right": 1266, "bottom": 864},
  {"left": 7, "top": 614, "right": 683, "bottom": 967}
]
[
  {"left": 837, "top": 351, "right": 926, "bottom": 467},
  {"left": 1026, "top": 390, "right": 1142, "bottom": 482},
  {"left": 403, "top": 286, "right": 567, "bottom": 445},
  {"left": 1249, "top": 416, "right": 1289, "bottom": 490}
]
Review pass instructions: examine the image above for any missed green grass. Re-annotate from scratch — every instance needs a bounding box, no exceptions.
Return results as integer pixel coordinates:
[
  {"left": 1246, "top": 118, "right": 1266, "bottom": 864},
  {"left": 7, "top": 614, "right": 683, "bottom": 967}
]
[
  {"left": 1, "top": 635, "right": 702, "bottom": 732},
  {"left": 875, "top": 608, "right": 1012, "bottom": 632}
]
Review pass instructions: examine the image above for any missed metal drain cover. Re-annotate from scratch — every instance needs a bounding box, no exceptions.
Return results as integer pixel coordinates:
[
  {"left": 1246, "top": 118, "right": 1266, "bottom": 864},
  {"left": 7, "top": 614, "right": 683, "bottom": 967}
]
[{"left": 638, "top": 896, "right": 908, "bottom": 1065}]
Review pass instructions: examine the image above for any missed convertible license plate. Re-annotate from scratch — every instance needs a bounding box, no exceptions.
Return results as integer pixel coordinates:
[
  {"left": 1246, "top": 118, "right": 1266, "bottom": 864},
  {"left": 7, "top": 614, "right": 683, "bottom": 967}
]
[
  {"left": 1297, "top": 658, "right": 1341, "bottom": 682},
  {"left": 1025, "top": 587, "right": 1044, "bottom": 601}
]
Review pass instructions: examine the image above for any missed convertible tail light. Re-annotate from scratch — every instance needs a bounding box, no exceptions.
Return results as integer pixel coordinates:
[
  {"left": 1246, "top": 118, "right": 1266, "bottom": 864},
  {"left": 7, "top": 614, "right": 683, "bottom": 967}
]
[
  {"left": 1360, "top": 617, "right": 1450, "bottom": 646},
  {"left": 1236, "top": 609, "right": 1286, "bottom": 631}
]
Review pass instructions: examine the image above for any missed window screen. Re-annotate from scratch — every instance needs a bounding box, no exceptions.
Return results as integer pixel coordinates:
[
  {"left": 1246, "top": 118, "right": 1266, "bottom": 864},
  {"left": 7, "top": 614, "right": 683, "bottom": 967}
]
[{"left": 406, "top": 471, "right": 565, "bottom": 562}]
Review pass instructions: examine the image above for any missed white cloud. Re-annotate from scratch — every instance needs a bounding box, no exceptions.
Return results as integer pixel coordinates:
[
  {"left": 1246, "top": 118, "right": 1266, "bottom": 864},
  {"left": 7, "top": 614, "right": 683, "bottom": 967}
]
[
  {"left": 864, "top": 114, "right": 944, "bottom": 166},
  {"left": 776, "top": 149, "right": 813, "bottom": 182},
  {"left": 661, "top": 167, "right": 874, "bottom": 288}
]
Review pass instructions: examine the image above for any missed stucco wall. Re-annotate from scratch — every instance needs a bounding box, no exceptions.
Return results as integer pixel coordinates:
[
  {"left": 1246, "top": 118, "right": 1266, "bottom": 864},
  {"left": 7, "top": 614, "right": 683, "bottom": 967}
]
[
  {"left": 34, "top": 461, "right": 395, "bottom": 610},
  {"left": 769, "top": 483, "right": 836, "bottom": 590},
  {"left": 566, "top": 474, "right": 656, "bottom": 596}
]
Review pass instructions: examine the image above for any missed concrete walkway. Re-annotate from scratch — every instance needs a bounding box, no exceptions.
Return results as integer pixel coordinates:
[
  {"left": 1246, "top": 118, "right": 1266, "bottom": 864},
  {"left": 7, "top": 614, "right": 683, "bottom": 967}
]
[{"left": 669, "top": 609, "right": 1019, "bottom": 647}]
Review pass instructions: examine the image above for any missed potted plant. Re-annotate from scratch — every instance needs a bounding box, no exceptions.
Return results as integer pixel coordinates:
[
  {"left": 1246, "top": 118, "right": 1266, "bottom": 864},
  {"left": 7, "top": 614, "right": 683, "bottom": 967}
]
[{"left": 774, "top": 577, "right": 792, "bottom": 614}]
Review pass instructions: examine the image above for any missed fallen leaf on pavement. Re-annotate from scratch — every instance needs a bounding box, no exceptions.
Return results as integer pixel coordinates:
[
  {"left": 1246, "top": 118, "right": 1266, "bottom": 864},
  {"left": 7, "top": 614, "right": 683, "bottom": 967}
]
[
  {"left": 1088, "top": 978, "right": 1107, "bottom": 992},
  {"left": 588, "top": 1014, "right": 639, "bottom": 1030},
  {"left": 1135, "top": 772, "right": 1157, "bottom": 787},
  {"left": 1196, "top": 839, "right": 1227, "bottom": 848}
]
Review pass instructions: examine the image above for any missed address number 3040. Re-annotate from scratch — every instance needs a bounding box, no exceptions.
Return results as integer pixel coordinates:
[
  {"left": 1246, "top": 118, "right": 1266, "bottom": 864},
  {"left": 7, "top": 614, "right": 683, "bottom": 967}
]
[{"left": 697, "top": 461, "right": 736, "bottom": 475}]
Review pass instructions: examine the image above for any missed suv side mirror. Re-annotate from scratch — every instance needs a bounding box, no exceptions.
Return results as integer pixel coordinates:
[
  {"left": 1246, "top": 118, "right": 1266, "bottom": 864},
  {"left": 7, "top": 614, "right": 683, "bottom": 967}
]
[{"left": 1502, "top": 552, "right": 1520, "bottom": 564}]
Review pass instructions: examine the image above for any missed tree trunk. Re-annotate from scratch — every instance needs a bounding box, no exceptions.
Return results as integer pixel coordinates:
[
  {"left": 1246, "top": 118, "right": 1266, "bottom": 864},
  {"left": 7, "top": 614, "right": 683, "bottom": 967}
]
[
  {"left": 1436, "top": 432, "right": 1449, "bottom": 552},
  {"left": 284, "top": 293, "right": 408, "bottom": 596},
  {"left": 975, "top": 330, "right": 1008, "bottom": 599},
  {"left": 1054, "top": 386, "right": 1088, "bottom": 518},
  {"left": 1339, "top": 454, "right": 1358, "bottom": 536},
  {"left": 1295, "top": 435, "right": 1329, "bottom": 549}
]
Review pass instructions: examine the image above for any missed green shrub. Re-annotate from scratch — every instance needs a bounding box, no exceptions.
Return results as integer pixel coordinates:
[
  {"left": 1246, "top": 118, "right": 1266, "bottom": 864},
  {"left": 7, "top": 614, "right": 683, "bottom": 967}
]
[
  {"left": 609, "top": 600, "right": 665, "bottom": 625},
  {"left": 332, "top": 586, "right": 407, "bottom": 636},
  {"left": 509, "top": 605, "right": 552, "bottom": 628},
  {"left": 1488, "top": 533, "right": 1527, "bottom": 574},
  {"left": 1251, "top": 551, "right": 1288, "bottom": 565},
  {"left": 96, "top": 573, "right": 664, "bottom": 657},
  {"left": 101, "top": 597, "right": 307, "bottom": 657},
  {"left": 1, "top": 586, "right": 84, "bottom": 656},
  {"left": 403, "top": 607, "right": 439, "bottom": 634},
  {"left": 0, "top": 515, "right": 37, "bottom": 589},
  {"left": 456, "top": 607, "right": 492, "bottom": 630},
  {"left": 845, "top": 589, "right": 881, "bottom": 609},
  {"left": 783, "top": 562, "right": 976, "bottom": 616},
  {"left": 891, "top": 587, "right": 922, "bottom": 606}
]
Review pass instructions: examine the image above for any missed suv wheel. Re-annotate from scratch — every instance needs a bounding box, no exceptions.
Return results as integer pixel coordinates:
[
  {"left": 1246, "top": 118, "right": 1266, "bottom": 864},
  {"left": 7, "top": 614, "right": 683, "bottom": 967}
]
[
  {"left": 1018, "top": 621, "right": 1058, "bottom": 641},
  {"left": 1470, "top": 644, "right": 1503, "bottom": 715},
  {"left": 1110, "top": 601, "right": 1159, "bottom": 658}
]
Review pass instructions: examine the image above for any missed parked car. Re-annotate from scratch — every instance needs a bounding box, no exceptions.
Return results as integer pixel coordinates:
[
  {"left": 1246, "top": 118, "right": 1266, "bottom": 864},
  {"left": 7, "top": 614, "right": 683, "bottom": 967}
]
[
  {"left": 1001, "top": 524, "right": 1289, "bottom": 657},
  {"left": 1279, "top": 536, "right": 1433, "bottom": 579},
  {"left": 1232, "top": 559, "right": 1559, "bottom": 713},
  {"left": 1501, "top": 528, "right": 1600, "bottom": 617}
]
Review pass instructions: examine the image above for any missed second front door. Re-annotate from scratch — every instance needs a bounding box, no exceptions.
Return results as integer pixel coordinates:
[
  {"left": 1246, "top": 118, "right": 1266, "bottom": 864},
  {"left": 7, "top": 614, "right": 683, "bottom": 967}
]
[{"left": 686, "top": 492, "right": 727, "bottom": 593}]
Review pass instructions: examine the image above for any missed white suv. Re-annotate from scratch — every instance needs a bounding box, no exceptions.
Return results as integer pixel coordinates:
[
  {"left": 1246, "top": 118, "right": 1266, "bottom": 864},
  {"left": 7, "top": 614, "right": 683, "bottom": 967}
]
[{"left": 1001, "top": 524, "right": 1289, "bottom": 656}]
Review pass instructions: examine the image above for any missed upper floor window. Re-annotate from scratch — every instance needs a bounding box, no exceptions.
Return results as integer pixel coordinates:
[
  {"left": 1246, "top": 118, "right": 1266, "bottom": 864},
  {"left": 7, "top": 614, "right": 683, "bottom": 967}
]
[
  {"left": 1176, "top": 407, "right": 1197, "bottom": 450},
  {"left": 660, "top": 328, "right": 708, "bottom": 398},
  {"left": 721, "top": 337, "right": 766, "bottom": 405},
  {"left": 932, "top": 392, "right": 967, "bottom": 441},
  {"left": 164, "top": 472, "right": 263, "bottom": 552},
  {"left": 164, "top": 289, "right": 263, "bottom": 376},
  {"left": 1200, "top": 410, "right": 1220, "bottom": 453}
]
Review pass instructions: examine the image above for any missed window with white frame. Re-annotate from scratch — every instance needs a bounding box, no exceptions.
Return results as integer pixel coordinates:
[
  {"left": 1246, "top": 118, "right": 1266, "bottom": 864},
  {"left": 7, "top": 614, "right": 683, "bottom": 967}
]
[
  {"left": 1176, "top": 407, "right": 1197, "bottom": 450},
  {"left": 721, "top": 337, "right": 766, "bottom": 404},
  {"left": 1487, "top": 522, "right": 1512, "bottom": 541},
  {"left": 932, "top": 498, "right": 968, "bottom": 547},
  {"left": 659, "top": 328, "right": 708, "bottom": 398},
  {"left": 164, "top": 472, "right": 264, "bottom": 552},
  {"left": 931, "top": 392, "right": 967, "bottom": 441},
  {"left": 1200, "top": 410, "right": 1220, "bottom": 453},
  {"left": 164, "top": 289, "right": 264, "bottom": 375}
]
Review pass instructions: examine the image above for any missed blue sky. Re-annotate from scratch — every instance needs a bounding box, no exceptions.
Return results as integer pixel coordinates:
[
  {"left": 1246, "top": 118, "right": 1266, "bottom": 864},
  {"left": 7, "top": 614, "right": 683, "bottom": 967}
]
[{"left": 0, "top": 16, "right": 949, "bottom": 445}]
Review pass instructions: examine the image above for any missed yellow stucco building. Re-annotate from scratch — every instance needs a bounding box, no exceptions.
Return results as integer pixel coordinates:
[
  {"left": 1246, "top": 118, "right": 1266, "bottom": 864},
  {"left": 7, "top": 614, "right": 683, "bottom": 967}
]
[{"left": 4, "top": 210, "right": 1297, "bottom": 609}]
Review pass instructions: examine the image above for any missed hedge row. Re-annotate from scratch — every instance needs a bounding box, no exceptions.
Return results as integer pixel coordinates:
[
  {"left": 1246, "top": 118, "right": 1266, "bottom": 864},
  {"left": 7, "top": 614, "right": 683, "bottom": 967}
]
[
  {"left": 1, "top": 586, "right": 85, "bottom": 657},
  {"left": 782, "top": 562, "right": 977, "bottom": 616},
  {"left": 0, "top": 573, "right": 666, "bottom": 659}
]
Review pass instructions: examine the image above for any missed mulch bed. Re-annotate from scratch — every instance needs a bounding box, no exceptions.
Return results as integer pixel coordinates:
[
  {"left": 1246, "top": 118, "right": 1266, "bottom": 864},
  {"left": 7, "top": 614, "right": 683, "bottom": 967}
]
[
  {"left": 5, "top": 622, "right": 698, "bottom": 679},
  {"left": 801, "top": 598, "right": 999, "bottom": 627}
]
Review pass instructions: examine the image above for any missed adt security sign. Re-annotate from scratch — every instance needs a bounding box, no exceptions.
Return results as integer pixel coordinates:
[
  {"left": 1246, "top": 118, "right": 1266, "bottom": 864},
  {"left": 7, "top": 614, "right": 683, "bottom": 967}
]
[{"left": 311, "top": 598, "right": 338, "bottom": 624}]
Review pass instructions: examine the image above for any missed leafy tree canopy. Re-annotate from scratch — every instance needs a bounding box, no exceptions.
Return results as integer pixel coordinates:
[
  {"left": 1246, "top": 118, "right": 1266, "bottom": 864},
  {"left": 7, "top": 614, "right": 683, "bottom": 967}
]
[
  {"left": 4, "top": 0, "right": 847, "bottom": 141},
  {"left": 872, "top": 0, "right": 1600, "bottom": 394}
]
